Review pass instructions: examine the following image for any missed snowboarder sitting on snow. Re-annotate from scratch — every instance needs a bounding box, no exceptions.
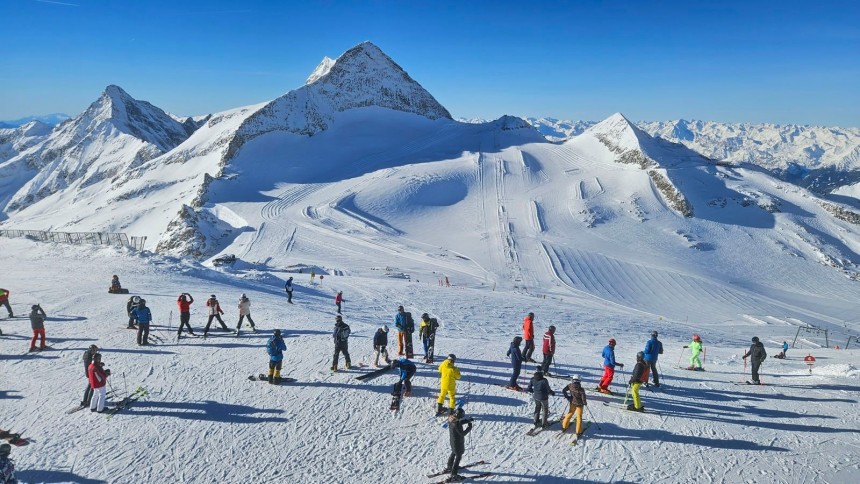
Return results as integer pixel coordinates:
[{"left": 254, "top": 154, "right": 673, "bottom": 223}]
[
  {"left": 373, "top": 325, "right": 391, "bottom": 367},
  {"left": 444, "top": 407, "right": 473, "bottom": 482},
  {"left": 419, "top": 313, "right": 439, "bottom": 363},
  {"left": 88, "top": 352, "right": 111, "bottom": 413},
  {"left": 126, "top": 295, "right": 140, "bottom": 329},
  {"left": 266, "top": 329, "right": 287, "bottom": 384},
  {"left": 541, "top": 325, "right": 556, "bottom": 375},
  {"left": 177, "top": 293, "right": 195, "bottom": 338},
  {"left": 108, "top": 275, "right": 125, "bottom": 294},
  {"left": 527, "top": 370, "right": 555, "bottom": 427},
  {"left": 0, "top": 443, "right": 17, "bottom": 484},
  {"left": 684, "top": 334, "right": 704, "bottom": 370},
  {"left": 742, "top": 336, "right": 767, "bottom": 384},
  {"left": 81, "top": 344, "right": 99, "bottom": 407},
  {"left": 628, "top": 351, "right": 649, "bottom": 412},
  {"left": 643, "top": 330, "right": 664, "bottom": 387},
  {"left": 130, "top": 299, "right": 152, "bottom": 345},
  {"left": 506, "top": 336, "right": 524, "bottom": 391},
  {"left": 236, "top": 293, "right": 256, "bottom": 335},
  {"left": 392, "top": 357, "right": 417, "bottom": 397},
  {"left": 0, "top": 288, "right": 12, "bottom": 318},
  {"left": 597, "top": 338, "right": 624, "bottom": 394},
  {"left": 203, "top": 295, "right": 229, "bottom": 337},
  {"left": 28, "top": 304, "right": 47, "bottom": 352},
  {"left": 436, "top": 354, "right": 461, "bottom": 416},
  {"left": 562, "top": 374, "right": 587, "bottom": 435},
  {"left": 335, "top": 291, "right": 344, "bottom": 314},
  {"left": 331, "top": 315, "right": 352, "bottom": 371},
  {"left": 284, "top": 277, "right": 294, "bottom": 304}
]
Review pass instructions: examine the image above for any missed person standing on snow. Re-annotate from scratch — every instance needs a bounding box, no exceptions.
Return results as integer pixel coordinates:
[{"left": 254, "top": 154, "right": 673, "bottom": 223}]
[
  {"left": 87, "top": 353, "right": 110, "bottom": 413},
  {"left": 394, "top": 306, "right": 408, "bottom": 356},
  {"left": 643, "top": 331, "right": 664, "bottom": 387},
  {"left": 561, "top": 375, "right": 587, "bottom": 435},
  {"left": 742, "top": 336, "right": 767, "bottom": 384},
  {"left": 331, "top": 315, "right": 352, "bottom": 371},
  {"left": 445, "top": 407, "right": 473, "bottom": 482},
  {"left": 597, "top": 338, "right": 624, "bottom": 394},
  {"left": 284, "top": 277, "right": 294, "bottom": 304},
  {"left": 419, "top": 313, "right": 439, "bottom": 363},
  {"left": 436, "top": 354, "right": 461, "bottom": 416},
  {"left": 392, "top": 357, "right": 417, "bottom": 396},
  {"left": 0, "top": 443, "right": 17, "bottom": 484},
  {"left": 522, "top": 312, "right": 536, "bottom": 362},
  {"left": 81, "top": 344, "right": 99, "bottom": 407},
  {"left": 266, "top": 329, "right": 287, "bottom": 384},
  {"left": 203, "top": 295, "right": 229, "bottom": 337},
  {"left": 627, "top": 351, "right": 649, "bottom": 412},
  {"left": 527, "top": 370, "right": 555, "bottom": 427},
  {"left": 236, "top": 294, "right": 256, "bottom": 335},
  {"left": 506, "top": 336, "right": 524, "bottom": 390},
  {"left": 373, "top": 325, "right": 391, "bottom": 367},
  {"left": 780, "top": 341, "right": 789, "bottom": 358},
  {"left": 126, "top": 296, "right": 140, "bottom": 329},
  {"left": 684, "top": 334, "right": 704, "bottom": 370},
  {"left": 130, "top": 299, "right": 152, "bottom": 345},
  {"left": 0, "top": 288, "right": 11, "bottom": 318},
  {"left": 176, "top": 293, "right": 195, "bottom": 338},
  {"left": 28, "top": 304, "right": 48, "bottom": 352},
  {"left": 541, "top": 325, "right": 556, "bottom": 375},
  {"left": 335, "top": 291, "right": 344, "bottom": 314}
]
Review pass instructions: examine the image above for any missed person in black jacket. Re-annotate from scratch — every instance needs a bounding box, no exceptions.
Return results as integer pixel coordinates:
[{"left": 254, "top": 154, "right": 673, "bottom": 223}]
[
  {"left": 126, "top": 296, "right": 140, "bottom": 329},
  {"left": 506, "top": 336, "right": 524, "bottom": 390},
  {"left": 373, "top": 325, "right": 391, "bottom": 367},
  {"left": 742, "top": 336, "right": 768, "bottom": 384},
  {"left": 80, "top": 344, "right": 99, "bottom": 407},
  {"left": 331, "top": 315, "right": 352, "bottom": 371},
  {"left": 527, "top": 370, "right": 555, "bottom": 427},
  {"left": 445, "top": 407, "right": 473, "bottom": 481}
]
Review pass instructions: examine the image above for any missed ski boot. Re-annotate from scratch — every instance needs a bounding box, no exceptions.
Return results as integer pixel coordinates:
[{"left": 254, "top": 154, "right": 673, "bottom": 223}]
[
  {"left": 435, "top": 403, "right": 446, "bottom": 416},
  {"left": 268, "top": 373, "right": 274, "bottom": 384},
  {"left": 345, "top": 362, "right": 352, "bottom": 370},
  {"left": 447, "top": 475, "right": 466, "bottom": 482},
  {"left": 330, "top": 366, "right": 337, "bottom": 372}
]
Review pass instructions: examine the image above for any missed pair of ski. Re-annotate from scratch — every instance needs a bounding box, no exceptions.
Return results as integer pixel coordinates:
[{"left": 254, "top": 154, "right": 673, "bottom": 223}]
[
  {"left": 66, "top": 389, "right": 120, "bottom": 414},
  {"left": 24, "top": 346, "right": 52, "bottom": 355},
  {"left": 556, "top": 421, "right": 592, "bottom": 446},
  {"left": 427, "top": 461, "right": 491, "bottom": 483},
  {"left": 105, "top": 386, "right": 148, "bottom": 419},
  {"left": 526, "top": 419, "right": 560, "bottom": 436},
  {"left": 0, "top": 429, "right": 28, "bottom": 446},
  {"left": 678, "top": 366, "right": 705, "bottom": 371},
  {"left": 248, "top": 374, "right": 297, "bottom": 383}
]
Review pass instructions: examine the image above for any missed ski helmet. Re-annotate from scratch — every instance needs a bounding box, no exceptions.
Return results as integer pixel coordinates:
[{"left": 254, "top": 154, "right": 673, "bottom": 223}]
[
  {"left": 382, "top": 325, "right": 389, "bottom": 333},
  {"left": 693, "top": 334, "right": 701, "bottom": 342},
  {"left": 241, "top": 293, "right": 246, "bottom": 298},
  {"left": 397, "top": 305, "right": 404, "bottom": 311},
  {"left": 752, "top": 336, "right": 760, "bottom": 343},
  {"left": 534, "top": 370, "right": 543, "bottom": 378},
  {"left": 513, "top": 336, "right": 523, "bottom": 345},
  {"left": 570, "top": 374, "right": 581, "bottom": 383},
  {"left": 273, "top": 329, "right": 281, "bottom": 337},
  {"left": 421, "top": 313, "right": 429, "bottom": 320},
  {"left": 210, "top": 295, "right": 216, "bottom": 299},
  {"left": 448, "top": 354, "right": 457, "bottom": 361},
  {"left": 527, "top": 312, "right": 534, "bottom": 319},
  {"left": 132, "top": 296, "right": 140, "bottom": 303},
  {"left": 32, "top": 304, "right": 39, "bottom": 310},
  {"left": 636, "top": 351, "right": 645, "bottom": 360},
  {"left": 137, "top": 299, "right": 146, "bottom": 306},
  {"left": 548, "top": 325, "right": 556, "bottom": 332},
  {"left": 89, "top": 344, "right": 99, "bottom": 351},
  {"left": 0, "top": 443, "right": 10, "bottom": 457},
  {"left": 651, "top": 331, "right": 658, "bottom": 338},
  {"left": 336, "top": 315, "right": 343, "bottom": 321},
  {"left": 609, "top": 338, "right": 616, "bottom": 346}
]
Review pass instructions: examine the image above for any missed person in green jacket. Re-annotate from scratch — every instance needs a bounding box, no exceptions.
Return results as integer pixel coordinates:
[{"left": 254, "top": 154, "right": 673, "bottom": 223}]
[{"left": 684, "top": 334, "right": 703, "bottom": 370}]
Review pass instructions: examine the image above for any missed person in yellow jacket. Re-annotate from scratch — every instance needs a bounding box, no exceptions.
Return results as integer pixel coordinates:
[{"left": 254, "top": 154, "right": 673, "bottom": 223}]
[
  {"left": 684, "top": 334, "right": 704, "bottom": 370},
  {"left": 436, "top": 354, "right": 461, "bottom": 415}
]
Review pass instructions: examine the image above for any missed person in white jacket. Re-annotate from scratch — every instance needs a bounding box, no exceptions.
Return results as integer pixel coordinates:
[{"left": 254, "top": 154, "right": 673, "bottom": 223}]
[{"left": 236, "top": 293, "right": 257, "bottom": 335}]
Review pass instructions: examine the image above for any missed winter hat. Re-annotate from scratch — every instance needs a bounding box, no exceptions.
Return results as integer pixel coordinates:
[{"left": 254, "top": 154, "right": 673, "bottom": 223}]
[
  {"left": 651, "top": 331, "right": 658, "bottom": 338},
  {"left": 397, "top": 305, "right": 404, "bottom": 311},
  {"left": 210, "top": 295, "right": 216, "bottom": 299},
  {"left": 693, "top": 334, "right": 701, "bottom": 341},
  {"left": 570, "top": 375, "right": 581, "bottom": 383},
  {"left": 752, "top": 336, "right": 760, "bottom": 343},
  {"left": 422, "top": 313, "right": 430, "bottom": 320},
  {"left": 513, "top": 336, "right": 523, "bottom": 345},
  {"left": 336, "top": 315, "right": 343, "bottom": 321},
  {"left": 0, "top": 443, "right": 10, "bottom": 457},
  {"left": 241, "top": 293, "right": 246, "bottom": 298},
  {"left": 527, "top": 312, "right": 534, "bottom": 319},
  {"left": 32, "top": 304, "right": 39, "bottom": 310},
  {"left": 447, "top": 354, "right": 456, "bottom": 361},
  {"left": 534, "top": 370, "right": 543, "bottom": 378},
  {"left": 548, "top": 325, "right": 556, "bottom": 332},
  {"left": 273, "top": 329, "right": 281, "bottom": 337}
]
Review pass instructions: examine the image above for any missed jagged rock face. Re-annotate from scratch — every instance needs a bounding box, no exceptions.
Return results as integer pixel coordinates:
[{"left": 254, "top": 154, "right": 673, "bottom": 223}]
[{"left": 0, "top": 121, "right": 52, "bottom": 164}]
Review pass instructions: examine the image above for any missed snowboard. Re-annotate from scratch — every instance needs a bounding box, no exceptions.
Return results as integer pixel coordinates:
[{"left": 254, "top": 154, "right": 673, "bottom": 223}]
[
  {"left": 355, "top": 365, "right": 394, "bottom": 381},
  {"left": 390, "top": 382, "right": 404, "bottom": 411},
  {"left": 248, "top": 374, "right": 297, "bottom": 383}
]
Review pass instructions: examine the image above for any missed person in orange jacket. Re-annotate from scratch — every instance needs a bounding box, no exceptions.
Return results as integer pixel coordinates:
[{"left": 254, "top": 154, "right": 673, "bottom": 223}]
[{"left": 522, "top": 312, "right": 536, "bottom": 362}]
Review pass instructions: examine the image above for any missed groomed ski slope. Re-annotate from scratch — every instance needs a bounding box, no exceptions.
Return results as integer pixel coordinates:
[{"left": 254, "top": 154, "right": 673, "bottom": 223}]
[{"left": 1, "top": 238, "right": 858, "bottom": 483}]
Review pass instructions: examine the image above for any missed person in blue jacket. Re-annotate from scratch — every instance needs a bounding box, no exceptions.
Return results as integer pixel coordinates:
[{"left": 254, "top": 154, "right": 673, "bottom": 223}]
[
  {"left": 597, "top": 338, "right": 624, "bottom": 393},
  {"left": 130, "top": 299, "right": 153, "bottom": 346},
  {"left": 392, "top": 357, "right": 417, "bottom": 396},
  {"left": 506, "top": 336, "right": 524, "bottom": 390},
  {"left": 642, "top": 331, "right": 664, "bottom": 387},
  {"left": 266, "top": 329, "right": 287, "bottom": 384}
]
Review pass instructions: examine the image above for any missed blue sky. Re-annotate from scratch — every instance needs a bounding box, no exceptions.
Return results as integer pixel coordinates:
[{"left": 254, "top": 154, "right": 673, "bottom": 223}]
[{"left": 1, "top": 0, "right": 858, "bottom": 125}]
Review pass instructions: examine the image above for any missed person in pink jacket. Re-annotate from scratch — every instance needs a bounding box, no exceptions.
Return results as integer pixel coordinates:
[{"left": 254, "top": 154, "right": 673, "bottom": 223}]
[{"left": 203, "top": 295, "right": 229, "bottom": 338}]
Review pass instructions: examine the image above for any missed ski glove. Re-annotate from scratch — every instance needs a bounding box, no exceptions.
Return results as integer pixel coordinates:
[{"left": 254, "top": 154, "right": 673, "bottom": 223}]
[
  {"left": 618, "top": 363, "right": 625, "bottom": 368},
  {"left": 683, "top": 346, "right": 689, "bottom": 349}
]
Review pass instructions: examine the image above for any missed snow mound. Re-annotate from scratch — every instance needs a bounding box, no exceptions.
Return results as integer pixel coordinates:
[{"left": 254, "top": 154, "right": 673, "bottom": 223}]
[{"left": 788, "top": 363, "right": 860, "bottom": 378}]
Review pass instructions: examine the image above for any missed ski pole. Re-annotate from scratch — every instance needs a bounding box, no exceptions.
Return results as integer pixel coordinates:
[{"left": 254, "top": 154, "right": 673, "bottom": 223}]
[
  {"left": 622, "top": 384, "right": 632, "bottom": 407},
  {"left": 123, "top": 371, "right": 129, "bottom": 399},
  {"left": 169, "top": 310, "right": 172, "bottom": 333},
  {"left": 676, "top": 347, "right": 685, "bottom": 366},
  {"left": 585, "top": 404, "right": 602, "bottom": 431},
  {"left": 657, "top": 361, "right": 666, "bottom": 386}
]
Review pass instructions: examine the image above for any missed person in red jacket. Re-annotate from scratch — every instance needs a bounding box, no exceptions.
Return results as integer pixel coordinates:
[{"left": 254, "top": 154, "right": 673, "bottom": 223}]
[
  {"left": 541, "top": 325, "right": 556, "bottom": 374},
  {"left": 176, "top": 293, "right": 195, "bottom": 338},
  {"left": 203, "top": 295, "right": 229, "bottom": 338},
  {"left": 0, "top": 288, "right": 12, "bottom": 318},
  {"left": 88, "top": 353, "right": 110, "bottom": 412},
  {"left": 522, "top": 312, "right": 536, "bottom": 363},
  {"left": 335, "top": 291, "right": 344, "bottom": 314}
]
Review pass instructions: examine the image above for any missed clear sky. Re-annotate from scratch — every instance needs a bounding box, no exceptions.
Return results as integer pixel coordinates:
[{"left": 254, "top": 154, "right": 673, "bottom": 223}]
[{"left": 1, "top": 0, "right": 858, "bottom": 126}]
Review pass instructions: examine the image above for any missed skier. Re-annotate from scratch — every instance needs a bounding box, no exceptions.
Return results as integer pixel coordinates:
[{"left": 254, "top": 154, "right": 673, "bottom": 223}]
[
  {"left": 284, "top": 277, "right": 294, "bottom": 304},
  {"left": 373, "top": 325, "right": 391, "bottom": 367},
  {"left": 627, "top": 351, "right": 649, "bottom": 412},
  {"left": 561, "top": 375, "right": 587, "bottom": 435},
  {"left": 436, "top": 354, "right": 461, "bottom": 416},
  {"left": 419, "top": 313, "right": 440, "bottom": 363},
  {"left": 392, "top": 357, "right": 417, "bottom": 396},
  {"left": 506, "top": 336, "right": 524, "bottom": 390},
  {"left": 0, "top": 443, "right": 16, "bottom": 484},
  {"left": 331, "top": 315, "right": 352, "bottom": 371},
  {"left": 28, "top": 304, "right": 47, "bottom": 352},
  {"left": 684, "top": 334, "right": 704, "bottom": 370},
  {"left": 203, "top": 295, "right": 229, "bottom": 337},
  {"left": 522, "top": 312, "right": 536, "bottom": 362},
  {"left": 130, "top": 299, "right": 152, "bottom": 345},
  {"left": 126, "top": 296, "right": 140, "bottom": 329},
  {"left": 0, "top": 288, "right": 12, "bottom": 317},
  {"left": 394, "top": 306, "right": 408, "bottom": 356},
  {"left": 236, "top": 293, "right": 256, "bottom": 335},
  {"left": 643, "top": 330, "right": 664, "bottom": 387},
  {"left": 742, "top": 336, "right": 767, "bottom": 384},
  {"left": 335, "top": 291, "right": 344, "bottom": 314},
  {"left": 87, "top": 352, "right": 110, "bottom": 412},
  {"left": 597, "top": 338, "right": 624, "bottom": 394},
  {"left": 444, "top": 407, "right": 473, "bottom": 482},
  {"left": 541, "top": 325, "right": 556, "bottom": 374},
  {"left": 266, "top": 329, "right": 287, "bottom": 384},
  {"left": 81, "top": 344, "right": 99, "bottom": 407},
  {"left": 176, "top": 293, "right": 195, "bottom": 338},
  {"left": 527, "top": 370, "right": 555, "bottom": 427}
]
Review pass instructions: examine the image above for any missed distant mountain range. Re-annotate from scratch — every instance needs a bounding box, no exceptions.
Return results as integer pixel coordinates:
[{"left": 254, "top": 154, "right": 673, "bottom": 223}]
[{"left": 0, "top": 113, "right": 70, "bottom": 129}]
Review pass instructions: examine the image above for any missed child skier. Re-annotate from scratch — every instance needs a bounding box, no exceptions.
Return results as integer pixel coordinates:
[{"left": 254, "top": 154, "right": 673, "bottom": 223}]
[
  {"left": 628, "top": 351, "right": 649, "bottom": 412},
  {"left": 597, "top": 338, "right": 624, "bottom": 394},
  {"left": 562, "top": 375, "right": 587, "bottom": 435},
  {"left": 284, "top": 277, "right": 294, "bottom": 304},
  {"left": 684, "top": 334, "right": 704, "bottom": 370},
  {"left": 266, "top": 329, "right": 287, "bottom": 384},
  {"left": 0, "top": 288, "right": 11, "bottom": 318},
  {"left": 28, "top": 304, "right": 47, "bottom": 352},
  {"left": 373, "top": 325, "right": 391, "bottom": 367}
]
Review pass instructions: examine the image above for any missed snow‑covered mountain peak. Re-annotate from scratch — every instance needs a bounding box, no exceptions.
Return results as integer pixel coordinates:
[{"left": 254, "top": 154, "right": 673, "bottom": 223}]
[
  {"left": 587, "top": 112, "right": 652, "bottom": 152},
  {"left": 305, "top": 56, "right": 335, "bottom": 85}
]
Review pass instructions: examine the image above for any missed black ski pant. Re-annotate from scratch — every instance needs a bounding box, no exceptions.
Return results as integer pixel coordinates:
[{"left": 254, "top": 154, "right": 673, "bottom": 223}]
[
  {"left": 648, "top": 361, "right": 659, "bottom": 385},
  {"left": 523, "top": 339, "right": 535, "bottom": 361},
  {"left": 333, "top": 341, "right": 351, "bottom": 368},
  {"left": 137, "top": 324, "right": 150, "bottom": 345},
  {"left": 237, "top": 314, "right": 256, "bottom": 330},
  {"left": 1, "top": 300, "right": 11, "bottom": 316},
  {"left": 127, "top": 312, "right": 138, "bottom": 328},
  {"left": 395, "top": 368, "right": 415, "bottom": 394},
  {"left": 509, "top": 361, "right": 522, "bottom": 387},
  {"left": 541, "top": 353, "right": 553, "bottom": 374},
  {"left": 204, "top": 314, "right": 228, "bottom": 334},
  {"left": 82, "top": 382, "right": 93, "bottom": 406},
  {"left": 336, "top": 302, "right": 342, "bottom": 314},
  {"left": 447, "top": 449, "right": 464, "bottom": 476},
  {"left": 533, "top": 399, "right": 549, "bottom": 426},
  {"left": 177, "top": 312, "right": 193, "bottom": 335},
  {"left": 286, "top": 290, "right": 292, "bottom": 303},
  {"left": 751, "top": 359, "right": 762, "bottom": 383}
]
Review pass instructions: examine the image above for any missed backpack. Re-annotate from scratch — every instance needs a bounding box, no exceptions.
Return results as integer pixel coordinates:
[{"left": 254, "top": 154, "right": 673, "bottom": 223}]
[
  {"left": 338, "top": 324, "right": 351, "bottom": 341},
  {"left": 404, "top": 312, "right": 415, "bottom": 333}
]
